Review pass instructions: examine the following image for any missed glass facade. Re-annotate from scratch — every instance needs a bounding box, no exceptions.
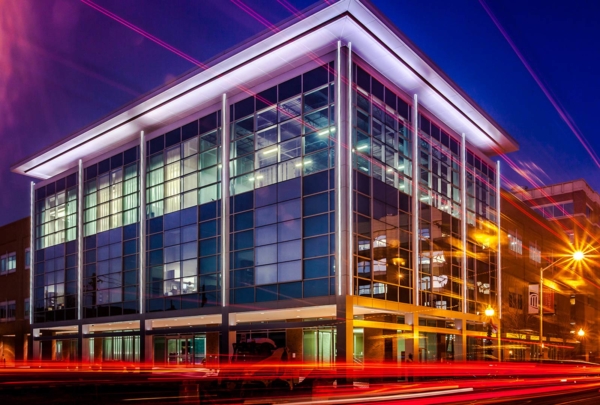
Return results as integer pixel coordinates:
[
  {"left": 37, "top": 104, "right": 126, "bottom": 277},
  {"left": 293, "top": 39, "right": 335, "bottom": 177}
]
[
  {"left": 34, "top": 174, "right": 78, "bottom": 323},
  {"left": 83, "top": 148, "right": 141, "bottom": 318},
  {"left": 352, "top": 64, "right": 414, "bottom": 303},
  {"left": 145, "top": 110, "right": 222, "bottom": 312},
  {"left": 27, "top": 49, "right": 504, "bottom": 365},
  {"left": 466, "top": 151, "right": 498, "bottom": 314},
  {"left": 83, "top": 147, "right": 139, "bottom": 236},
  {"left": 228, "top": 63, "right": 336, "bottom": 303}
]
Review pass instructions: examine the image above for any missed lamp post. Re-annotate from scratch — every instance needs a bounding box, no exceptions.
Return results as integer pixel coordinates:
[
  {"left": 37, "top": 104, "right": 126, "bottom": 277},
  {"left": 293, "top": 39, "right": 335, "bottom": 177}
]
[
  {"left": 484, "top": 305, "right": 495, "bottom": 358},
  {"left": 539, "top": 251, "right": 584, "bottom": 358},
  {"left": 577, "top": 328, "right": 585, "bottom": 361}
]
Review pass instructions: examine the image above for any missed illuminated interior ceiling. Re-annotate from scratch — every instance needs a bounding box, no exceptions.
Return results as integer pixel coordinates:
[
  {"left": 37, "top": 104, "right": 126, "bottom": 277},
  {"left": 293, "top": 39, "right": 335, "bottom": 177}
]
[{"left": 12, "top": 0, "right": 517, "bottom": 180}]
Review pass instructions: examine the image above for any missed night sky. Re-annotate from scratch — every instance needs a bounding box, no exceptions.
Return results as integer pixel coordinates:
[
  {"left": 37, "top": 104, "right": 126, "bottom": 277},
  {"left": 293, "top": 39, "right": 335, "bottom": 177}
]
[{"left": 1, "top": 0, "right": 599, "bottom": 227}]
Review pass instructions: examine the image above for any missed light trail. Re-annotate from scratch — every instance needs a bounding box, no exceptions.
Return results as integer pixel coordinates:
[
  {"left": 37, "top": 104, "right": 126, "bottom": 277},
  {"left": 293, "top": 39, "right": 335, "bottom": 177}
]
[{"left": 480, "top": 0, "right": 600, "bottom": 169}]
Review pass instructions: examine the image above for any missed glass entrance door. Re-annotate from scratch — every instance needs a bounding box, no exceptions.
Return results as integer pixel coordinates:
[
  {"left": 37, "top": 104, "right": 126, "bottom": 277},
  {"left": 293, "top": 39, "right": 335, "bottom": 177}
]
[
  {"left": 303, "top": 328, "right": 336, "bottom": 366},
  {"left": 167, "top": 336, "right": 192, "bottom": 366},
  {"left": 165, "top": 335, "right": 206, "bottom": 366}
]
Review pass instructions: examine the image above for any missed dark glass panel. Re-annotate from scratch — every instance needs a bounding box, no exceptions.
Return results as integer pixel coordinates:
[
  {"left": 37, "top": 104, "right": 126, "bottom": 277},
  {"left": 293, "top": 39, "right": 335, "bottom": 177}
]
[
  {"left": 123, "top": 223, "right": 137, "bottom": 241},
  {"left": 276, "top": 177, "right": 300, "bottom": 202},
  {"left": 303, "top": 171, "right": 328, "bottom": 195},
  {"left": 303, "top": 235, "right": 329, "bottom": 258},
  {"left": 123, "top": 147, "right": 138, "bottom": 165},
  {"left": 371, "top": 78, "right": 384, "bottom": 100},
  {"left": 149, "top": 135, "right": 165, "bottom": 155},
  {"left": 303, "top": 65, "right": 329, "bottom": 92},
  {"left": 304, "top": 279, "right": 328, "bottom": 297},
  {"left": 279, "top": 282, "right": 302, "bottom": 299},
  {"left": 356, "top": 65, "right": 370, "bottom": 91},
  {"left": 278, "top": 76, "right": 301, "bottom": 101},
  {"left": 234, "top": 96, "right": 255, "bottom": 120},
  {"left": 255, "top": 184, "right": 277, "bottom": 207},
  {"left": 304, "top": 257, "right": 329, "bottom": 279},
  {"left": 55, "top": 177, "right": 66, "bottom": 193},
  {"left": 199, "top": 201, "right": 218, "bottom": 221},
  {"left": 165, "top": 128, "right": 181, "bottom": 147},
  {"left": 182, "top": 120, "right": 199, "bottom": 140},
  {"left": 256, "top": 86, "right": 277, "bottom": 110},
  {"left": 111, "top": 153, "right": 123, "bottom": 169},
  {"left": 234, "top": 287, "right": 254, "bottom": 304},
  {"left": 234, "top": 191, "right": 254, "bottom": 213},
  {"left": 256, "top": 285, "right": 277, "bottom": 302},
  {"left": 98, "top": 158, "right": 110, "bottom": 174},
  {"left": 200, "top": 112, "right": 219, "bottom": 134}
]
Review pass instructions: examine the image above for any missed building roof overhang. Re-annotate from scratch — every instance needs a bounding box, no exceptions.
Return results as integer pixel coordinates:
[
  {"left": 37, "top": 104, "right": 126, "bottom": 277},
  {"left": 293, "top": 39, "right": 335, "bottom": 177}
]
[{"left": 12, "top": 0, "right": 518, "bottom": 180}]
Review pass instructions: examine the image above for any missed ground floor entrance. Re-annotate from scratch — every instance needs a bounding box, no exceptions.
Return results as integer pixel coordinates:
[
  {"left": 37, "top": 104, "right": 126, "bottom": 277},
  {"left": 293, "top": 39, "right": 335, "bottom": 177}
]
[{"left": 153, "top": 335, "right": 206, "bottom": 366}]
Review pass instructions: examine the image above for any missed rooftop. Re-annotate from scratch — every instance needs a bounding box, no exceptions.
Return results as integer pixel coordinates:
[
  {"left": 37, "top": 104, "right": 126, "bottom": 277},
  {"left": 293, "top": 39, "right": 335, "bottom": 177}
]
[{"left": 12, "top": 0, "right": 518, "bottom": 180}]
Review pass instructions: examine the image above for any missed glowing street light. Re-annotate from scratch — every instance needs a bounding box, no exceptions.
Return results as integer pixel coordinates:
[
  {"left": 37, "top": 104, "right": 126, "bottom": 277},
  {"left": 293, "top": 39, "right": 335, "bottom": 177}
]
[
  {"left": 484, "top": 305, "right": 495, "bottom": 317},
  {"left": 578, "top": 328, "right": 585, "bottom": 337},
  {"left": 539, "top": 251, "right": 585, "bottom": 356}
]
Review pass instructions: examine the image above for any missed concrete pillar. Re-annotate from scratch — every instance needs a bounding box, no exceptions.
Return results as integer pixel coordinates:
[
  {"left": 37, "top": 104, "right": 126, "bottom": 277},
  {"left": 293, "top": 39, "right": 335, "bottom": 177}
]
[
  {"left": 404, "top": 312, "right": 419, "bottom": 362},
  {"left": 364, "top": 327, "right": 383, "bottom": 363},
  {"left": 454, "top": 319, "right": 467, "bottom": 361},
  {"left": 80, "top": 324, "right": 90, "bottom": 363},
  {"left": 206, "top": 332, "right": 219, "bottom": 368},
  {"left": 335, "top": 296, "right": 354, "bottom": 365},
  {"left": 286, "top": 328, "right": 303, "bottom": 362},
  {"left": 31, "top": 329, "right": 40, "bottom": 361},
  {"left": 143, "top": 319, "right": 153, "bottom": 365},
  {"left": 93, "top": 337, "right": 103, "bottom": 363}
]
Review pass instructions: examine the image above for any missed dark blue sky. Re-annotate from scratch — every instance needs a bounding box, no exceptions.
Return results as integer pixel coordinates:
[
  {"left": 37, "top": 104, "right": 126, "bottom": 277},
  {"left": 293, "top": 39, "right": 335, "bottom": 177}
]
[{"left": 1, "top": 0, "right": 598, "bottom": 226}]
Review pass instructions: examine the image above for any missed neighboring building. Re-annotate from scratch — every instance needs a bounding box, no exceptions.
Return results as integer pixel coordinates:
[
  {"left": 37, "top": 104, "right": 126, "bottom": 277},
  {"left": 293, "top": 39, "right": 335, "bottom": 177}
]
[
  {"left": 13, "top": 0, "right": 521, "bottom": 364},
  {"left": 501, "top": 190, "right": 598, "bottom": 362},
  {"left": 0, "top": 217, "right": 30, "bottom": 363},
  {"left": 513, "top": 179, "right": 600, "bottom": 361}
]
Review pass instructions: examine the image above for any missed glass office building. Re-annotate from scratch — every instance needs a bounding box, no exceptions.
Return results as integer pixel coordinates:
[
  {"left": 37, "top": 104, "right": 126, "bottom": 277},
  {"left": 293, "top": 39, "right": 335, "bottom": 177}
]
[{"left": 14, "top": 0, "right": 518, "bottom": 364}]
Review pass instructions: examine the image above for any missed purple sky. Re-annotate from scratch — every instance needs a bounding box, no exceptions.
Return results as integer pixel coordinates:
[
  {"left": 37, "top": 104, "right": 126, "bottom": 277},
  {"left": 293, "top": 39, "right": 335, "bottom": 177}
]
[{"left": 1, "top": 0, "right": 599, "bottom": 226}]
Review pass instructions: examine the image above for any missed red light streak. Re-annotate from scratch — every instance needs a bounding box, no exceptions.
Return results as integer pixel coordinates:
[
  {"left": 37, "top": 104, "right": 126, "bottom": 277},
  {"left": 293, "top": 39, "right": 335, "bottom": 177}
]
[{"left": 480, "top": 0, "right": 600, "bottom": 170}]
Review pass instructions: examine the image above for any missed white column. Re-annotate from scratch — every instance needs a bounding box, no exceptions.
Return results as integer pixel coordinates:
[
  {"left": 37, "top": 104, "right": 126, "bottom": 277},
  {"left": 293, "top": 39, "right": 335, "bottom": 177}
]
[
  {"left": 139, "top": 131, "right": 146, "bottom": 314},
  {"left": 29, "top": 181, "right": 35, "bottom": 325},
  {"left": 77, "top": 159, "right": 84, "bottom": 320},
  {"left": 411, "top": 95, "right": 419, "bottom": 306},
  {"left": 346, "top": 42, "right": 353, "bottom": 296},
  {"left": 461, "top": 134, "right": 467, "bottom": 313},
  {"left": 336, "top": 40, "right": 343, "bottom": 296},
  {"left": 221, "top": 94, "right": 230, "bottom": 307},
  {"left": 496, "top": 160, "right": 501, "bottom": 319}
]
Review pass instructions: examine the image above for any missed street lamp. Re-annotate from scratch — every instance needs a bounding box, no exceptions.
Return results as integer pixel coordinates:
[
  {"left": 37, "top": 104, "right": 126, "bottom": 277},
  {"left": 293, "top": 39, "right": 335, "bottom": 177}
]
[
  {"left": 577, "top": 328, "right": 585, "bottom": 360},
  {"left": 539, "top": 251, "right": 585, "bottom": 357},
  {"left": 484, "top": 305, "right": 495, "bottom": 357}
]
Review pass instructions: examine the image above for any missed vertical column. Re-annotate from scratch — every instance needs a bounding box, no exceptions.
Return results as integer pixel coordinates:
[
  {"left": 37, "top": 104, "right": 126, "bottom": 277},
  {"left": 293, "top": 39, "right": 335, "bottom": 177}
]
[
  {"left": 496, "top": 160, "right": 502, "bottom": 361},
  {"left": 461, "top": 134, "right": 468, "bottom": 313},
  {"left": 77, "top": 159, "right": 84, "bottom": 320},
  {"left": 346, "top": 42, "right": 353, "bottom": 296},
  {"left": 29, "top": 182, "right": 35, "bottom": 325},
  {"left": 411, "top": 95, "right": 419, "bottom": 306},
  {"left": 454, "top": 319, "right": 467, "bottom": 361},
  {"left": 78, "top": 324, "right": 89, "bottom": 362},
  {"left": 336, "top": 42, "right": 354, "bottom": 366},
  {"left": 496, "top": 161, "right": 501, "bottom": 319},
  {"left": 141, "top": 319, "right": 152, "bottom": 365},
  {"left": 404, "top": 312, "right": 419, "bottom": 362},
  {"left": 139, "top": 131, "right": 146, "bottom": 314},
  {"left": 221, "top": 94, "right": 230, "bottom": 308},
  {"left": 336, "top": 40, "right": 343, "bottom": 296}
]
